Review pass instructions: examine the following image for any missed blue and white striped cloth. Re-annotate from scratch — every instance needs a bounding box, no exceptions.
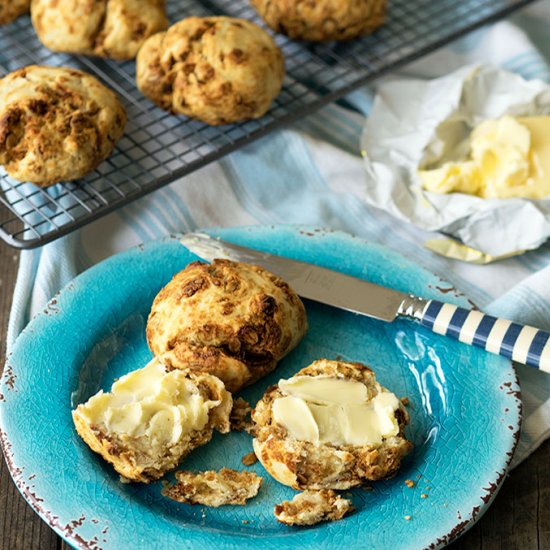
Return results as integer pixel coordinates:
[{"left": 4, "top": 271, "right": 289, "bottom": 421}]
[{"left": 7, "top": 1, "right": 550, "bottom": 467}]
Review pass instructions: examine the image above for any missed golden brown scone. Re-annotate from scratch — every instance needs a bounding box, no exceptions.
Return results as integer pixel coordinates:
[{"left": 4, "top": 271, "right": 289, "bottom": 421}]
[
  {"left": 136, "top": 16, "right": 285, "bottom": 125},
  {"left": 31, "top": 0, "right": 168, "bottom": 60},
  {"left": 252, "top": 359, "right": 413, "bottom": 490},
  {"left": 250, "top": 0, "right": 386, "bottom": 42},
  {"left": 147, "top": 259, "right": 308, "bottom": 393},
  {"left": 274, "top": 489, "right": 353, "bottom": 525},
  {"left": 72, "top": 357, "right": 232, "bottom": 483},
  {"left": 0, "top": 65, "right": 126, "bottom": 186},
  {"left": 0, "top": 0, "right": 29, "bottom": 25},
  {"left": 162, "top": 468, "right": 263, "bottom": 506}
]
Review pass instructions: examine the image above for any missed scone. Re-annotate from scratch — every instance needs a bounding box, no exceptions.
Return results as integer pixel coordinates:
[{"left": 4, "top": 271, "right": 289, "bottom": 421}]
[
  {"left": 274, "top": 489, "right": 353, "bottom": 525},
  {"left": 252, "top": 359, "right": 412, "bottom": 490},
  {"left": 136, "top": 16, "right": 285, "bottom": 125},
  {"left": 147, "top": 259, "right": 308, "bottom": 393},
  {"left": 72, "top": 357, "right": 232, "bottom": 483},
  {"left": 163, "top": 468, "right": 263, "bottom": 506},
  {"left": 0, "top": 65, "right": 126, "bottom": 186},
  {"left": 31, "top": 0, "right": 168, "bottom": 60},
  {"left": 0, "top": 0, "right": 29, "bottom": 25},
  {"left": 250, "top": 0, "right": 386, "bottom": 42}
]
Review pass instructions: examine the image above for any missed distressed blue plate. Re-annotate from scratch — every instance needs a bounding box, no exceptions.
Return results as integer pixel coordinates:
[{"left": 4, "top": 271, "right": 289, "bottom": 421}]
[{"left": 0, "top": 226, "right": 521, "bottom": 549}]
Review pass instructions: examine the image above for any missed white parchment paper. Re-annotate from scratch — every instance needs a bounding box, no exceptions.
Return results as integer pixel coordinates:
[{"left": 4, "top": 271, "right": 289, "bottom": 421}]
[{"left": 361, "top": 65, "right": 550, "bottom": 256}]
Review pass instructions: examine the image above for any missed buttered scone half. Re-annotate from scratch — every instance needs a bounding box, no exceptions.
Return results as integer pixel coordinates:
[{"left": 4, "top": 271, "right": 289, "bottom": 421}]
[
  {"left": 31, "top": 0, "right": 168, "bottom": 60},
  {"left": 0, "top": 0, "right": 29, "bottom": 25},
  {"left": 250, "top": 0, "right": 386, "bottom": 42},
  {"left": 136, "top": 16, "right": 285, "bottom": 125},
  {"left": 252, "top": 359, "right": 412, "bottom": 490},
  {"left": 147, "top": 259, "right": 308, "bottom": 393},
  {"left": 72, "top": 357, "right": 232, "bottom": 483},
  {"left": 0, "top": 65, "right": 126, "bottom": 186}
]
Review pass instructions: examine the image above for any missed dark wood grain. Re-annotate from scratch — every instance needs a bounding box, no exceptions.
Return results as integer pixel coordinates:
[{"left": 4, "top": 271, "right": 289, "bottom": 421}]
[
  {"left": 0, "top": 248, "right": 59, "bottom": 550},
  {"left": 0, "top": 244, "right": 549, "bottom": 550}
]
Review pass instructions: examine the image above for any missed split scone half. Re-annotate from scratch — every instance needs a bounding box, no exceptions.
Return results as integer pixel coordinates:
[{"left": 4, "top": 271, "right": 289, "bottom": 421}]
[
  {"left": 147, "top": 259, "right": 308, "bottom": 393},
  {"left": 252, "top": 359, "right": 412, "bottom": 490},
  {"left": 72, "top": 357, "right": 232, "bottom": 483}
]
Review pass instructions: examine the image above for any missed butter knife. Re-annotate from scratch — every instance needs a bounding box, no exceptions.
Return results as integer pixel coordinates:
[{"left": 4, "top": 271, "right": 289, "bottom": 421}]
[{"left": 180, "top": 232, "right": 550, "bottom": 373}]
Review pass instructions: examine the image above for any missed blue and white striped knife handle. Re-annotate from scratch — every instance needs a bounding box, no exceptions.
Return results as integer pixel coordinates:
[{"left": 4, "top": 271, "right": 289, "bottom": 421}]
[{"left": 400, "top": 297, "right": 550, "bottom": 372}]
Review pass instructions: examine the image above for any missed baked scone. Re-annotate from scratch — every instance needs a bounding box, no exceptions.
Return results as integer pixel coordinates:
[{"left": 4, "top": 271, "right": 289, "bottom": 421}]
[
  {"left": 274, "top": 489, "right": 353, "bottom": 525},
  {"left": 250, "top": 0, "right": 386, "bottom": 42},
  {"left": 0, "top": 65, "right": 126, "bottom": 186},
  {"left": 252, "top": 359, "right": 412, "bottom": 490},
  {"left": 146, "top": 259, "right": 308, "bottom": 393},
  {"left": 163, "top": 468, "right": 263, "bottom": 506},
  {"left": 72, "top": 357, "right": 232, "bottom": 483},
  {"left": 0, "top": 0, "right": 29, "bottom": 25},
  {"left": 31, "top": 0, "right": 168, "bottom": 60},
  {"left": 136, "top": 16, "right": 285, "bottom": 125}
]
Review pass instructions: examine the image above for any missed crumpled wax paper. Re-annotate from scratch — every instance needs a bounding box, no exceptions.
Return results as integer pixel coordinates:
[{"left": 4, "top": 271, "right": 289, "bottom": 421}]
[{"left": 361, "top": 65, "right": 550, "bottom": 257}]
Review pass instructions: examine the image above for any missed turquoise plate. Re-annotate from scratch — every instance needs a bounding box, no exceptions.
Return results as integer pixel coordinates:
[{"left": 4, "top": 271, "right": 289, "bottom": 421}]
[{"left": 0, "top": 226, "right": 521, "bottom": 549}]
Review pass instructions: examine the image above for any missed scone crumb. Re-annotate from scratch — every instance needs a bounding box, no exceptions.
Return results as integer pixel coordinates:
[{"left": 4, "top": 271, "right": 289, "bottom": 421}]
[
  {"left": 404, "top": 515, "right": 412, "bottom": 521},
  {"left": 242, "top": 520, "right": 249, "bottom": 524},
  {"left": 401, "top": 397, "right": 410, "bottom": 406},
  {"left": 231, "top": 398, "right": 254, "bottom": 433},
  {"left": 421, "top": 493, "right": 428, "bottom": 499},
  {"left": 404, "top": 479, "right": 415, "bottom": 488},
  {"left": 274, "top": 490, "right": 353, "bottom": 526},
  {"left": 242, "top": 451, "right": 258, "bottom": 466},
  {"left": 119, "top": 476, "right": 132, "bottom": 484},
  {"left": 163, "top": 468, "right": 263, "bottom": 507}
]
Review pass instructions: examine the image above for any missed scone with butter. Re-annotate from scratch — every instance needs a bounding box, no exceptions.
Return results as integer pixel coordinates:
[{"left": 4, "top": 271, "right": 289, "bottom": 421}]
[
  {"left": 252, "top": 359, "right": 412, "bottom": 490},
  {"left": 72, "top": 357, "right": 232, "bottom": 483},
  {"left": 136, "top": 16, "right": 285, "bottom": 125},
  {"left": 31, "top": 0, "right": 168, "bottom": 60},
  {"left": 0, "top": 0, "right": 29, "bottom": 25},
  {"left": 250, "top": 0, "right": 386, "bottom": 42},
  {"left": 147, "top": 259, "right": 308, "bottom": 393},
  {"left": 0, "top": 65, "right": 126, "bottom": 186}
]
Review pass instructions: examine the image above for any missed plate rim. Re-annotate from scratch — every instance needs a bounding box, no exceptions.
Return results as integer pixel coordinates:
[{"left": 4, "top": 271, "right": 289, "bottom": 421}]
[{"left": 0, "top": 225, "right": 522, "bottom": 549}]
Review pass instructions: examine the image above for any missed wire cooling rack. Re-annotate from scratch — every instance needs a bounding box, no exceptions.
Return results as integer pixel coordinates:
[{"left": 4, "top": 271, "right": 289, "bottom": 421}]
[{"left": 0, "top": 0, "right": 536, "bottom": 248}]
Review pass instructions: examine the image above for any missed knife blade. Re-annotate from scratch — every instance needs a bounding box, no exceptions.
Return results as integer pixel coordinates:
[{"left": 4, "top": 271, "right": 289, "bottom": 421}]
[
  {"left": 180, "top": 232, "right": 415, "bottom": 322},
  {"left": 179, "top": 232, "right": 550, "bottom": 373}
]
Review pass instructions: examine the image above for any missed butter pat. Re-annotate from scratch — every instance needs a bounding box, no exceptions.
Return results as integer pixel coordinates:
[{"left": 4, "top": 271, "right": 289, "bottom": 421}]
[
  {"left": 79, "top": 359, "right": 217, "bottom": 447},
  {"left": 418, "top": 115, "right": 550, "bottom": 199},
  {"left": 272, "top": 376, "right": 401, "bottom": 446},
  {"left": 278, "top": 376, "right": 369, "bottom": 404}
]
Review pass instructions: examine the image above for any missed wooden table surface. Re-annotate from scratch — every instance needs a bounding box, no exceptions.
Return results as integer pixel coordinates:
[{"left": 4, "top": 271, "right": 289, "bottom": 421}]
[{"left": 1, "top": 244, "right": 549, "bottom": 550}]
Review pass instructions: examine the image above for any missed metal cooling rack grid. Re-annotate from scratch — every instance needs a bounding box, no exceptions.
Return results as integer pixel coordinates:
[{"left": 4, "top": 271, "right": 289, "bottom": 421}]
[{"left": 0, "top": 0, "right": 536, "bottom": 248}]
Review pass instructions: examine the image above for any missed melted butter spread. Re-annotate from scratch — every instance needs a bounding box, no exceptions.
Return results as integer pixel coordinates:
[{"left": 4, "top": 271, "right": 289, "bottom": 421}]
[
  {"left": 78, "top": 359, "right": 218, "bottom": 446},
  {"left": 272, "top": 376, "right": 400, "bottom": 446},
  {"left": 418, "top": 115, "right": 550, "bottom": 199}
]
